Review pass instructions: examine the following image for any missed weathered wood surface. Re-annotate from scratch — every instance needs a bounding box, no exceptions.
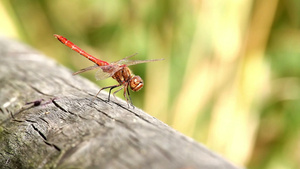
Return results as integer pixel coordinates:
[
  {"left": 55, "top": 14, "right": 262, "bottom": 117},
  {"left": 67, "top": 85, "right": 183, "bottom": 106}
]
[{"left": 0, "top": 36, "right": 239, "bottom": 169}]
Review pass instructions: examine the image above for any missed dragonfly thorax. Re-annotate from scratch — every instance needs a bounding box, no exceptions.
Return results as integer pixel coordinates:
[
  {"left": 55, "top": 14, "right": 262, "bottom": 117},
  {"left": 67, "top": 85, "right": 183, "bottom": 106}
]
[{"left": 112, "top": 67, "right": 143, "bottom": 92}]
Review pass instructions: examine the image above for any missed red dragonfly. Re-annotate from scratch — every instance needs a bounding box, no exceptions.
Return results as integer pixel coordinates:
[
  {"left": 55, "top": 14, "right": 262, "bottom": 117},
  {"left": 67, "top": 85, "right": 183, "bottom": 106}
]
[{"left": 54, "top": 34, "right": 163, "bottom": 105}]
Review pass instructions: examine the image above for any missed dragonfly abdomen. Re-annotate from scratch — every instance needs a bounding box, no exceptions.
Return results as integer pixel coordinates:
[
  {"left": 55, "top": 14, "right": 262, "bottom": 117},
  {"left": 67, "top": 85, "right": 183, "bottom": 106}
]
[{"left": 54, "top": 34, "right": 109, "bottom": 66}]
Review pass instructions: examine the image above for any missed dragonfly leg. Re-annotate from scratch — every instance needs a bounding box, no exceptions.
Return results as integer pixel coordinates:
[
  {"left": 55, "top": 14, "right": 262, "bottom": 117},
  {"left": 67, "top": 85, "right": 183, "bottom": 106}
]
[
  {"left": 108, "top": 85, "right": 122, "bottom": 102},
  {"left": 127, "top": 86, "right": 134, "bottom": 108},
  {"left": 123, "top": 84, "right": 134, "bottom": 108},
  {"left": 112, "top": 85, "right": 124, "bottom": 101},
  {"left": 95, "top": 84, "right": 121, "bottom": 101}
]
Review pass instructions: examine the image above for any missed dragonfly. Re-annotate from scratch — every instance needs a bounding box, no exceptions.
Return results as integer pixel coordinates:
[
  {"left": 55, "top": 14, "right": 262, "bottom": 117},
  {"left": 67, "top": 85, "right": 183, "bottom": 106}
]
[{"left": 54, "top": 34, "right": 164, "bottom": 106}]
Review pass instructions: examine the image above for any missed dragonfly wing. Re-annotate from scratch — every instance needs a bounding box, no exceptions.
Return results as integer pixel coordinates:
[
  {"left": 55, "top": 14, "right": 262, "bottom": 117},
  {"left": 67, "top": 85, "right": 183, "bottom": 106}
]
[
  {"left": 95, "top": 64, "right": 122, "bottom": 80},
  {"left": 73, "top": 64, "right": 101, "bottom": 75},
  {"left": 119, "top": 58, "right": 165, "bottom": 66},
  {"left": 111, "top": 53, "right": 138, "bottom": 64},
  {"left": 111, "top": 53, "right": 164, "bottom": 66}
]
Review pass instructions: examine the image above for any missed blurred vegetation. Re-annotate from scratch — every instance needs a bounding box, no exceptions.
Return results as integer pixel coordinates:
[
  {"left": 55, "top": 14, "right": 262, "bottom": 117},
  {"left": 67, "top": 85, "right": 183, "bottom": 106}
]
[{"left": 1, "top": 0, "right": 300, "bottom": 168}]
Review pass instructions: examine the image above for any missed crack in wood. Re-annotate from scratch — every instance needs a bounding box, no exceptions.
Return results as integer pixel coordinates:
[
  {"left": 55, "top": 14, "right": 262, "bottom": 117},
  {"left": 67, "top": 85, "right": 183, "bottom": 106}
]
[
  {"left": 39, "top": 117, "right": 49, "bottom": 125},
  {"left": 52, "top": 100, "right": 89, "bottom": 120},
  {"left": 44, "top": 141, "right": 61, "bottom": 152},
  {"left": 31, "top": 124, "right": 47, "bottom": 141},
  {"left": 31, "top": 124, "right": 61, "bottom": 152},
  {"left": 52, "top": 99, "right": 67, "bottom": 112},
  {"left": 25, "top": 119, "right": 38, "bottom": 123}
]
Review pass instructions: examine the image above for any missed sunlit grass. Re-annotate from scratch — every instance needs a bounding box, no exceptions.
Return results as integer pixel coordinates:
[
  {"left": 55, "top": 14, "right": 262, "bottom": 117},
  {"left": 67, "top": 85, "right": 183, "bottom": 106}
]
[{"left": 0, "top": 3, "right": 18, "bottom": 38}]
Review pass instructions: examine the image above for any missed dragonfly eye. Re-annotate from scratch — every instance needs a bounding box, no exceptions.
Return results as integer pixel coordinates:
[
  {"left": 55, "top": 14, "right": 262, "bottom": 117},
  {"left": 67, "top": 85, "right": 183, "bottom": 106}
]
[{"left": 130, "top": 76, "right": 143, "bottom": 91}]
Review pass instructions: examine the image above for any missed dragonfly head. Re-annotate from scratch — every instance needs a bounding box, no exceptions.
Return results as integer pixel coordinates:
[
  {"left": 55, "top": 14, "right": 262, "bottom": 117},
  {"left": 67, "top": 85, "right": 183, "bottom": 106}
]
[{"left": 130, "top": 76, "right": 144, "bottom": 92}]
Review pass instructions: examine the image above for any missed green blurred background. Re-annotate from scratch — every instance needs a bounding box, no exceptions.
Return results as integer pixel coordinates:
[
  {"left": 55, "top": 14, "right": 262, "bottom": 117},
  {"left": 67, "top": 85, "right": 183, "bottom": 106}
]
[{"left": 1, "top": 0, "right": 300, "bottom": 168}]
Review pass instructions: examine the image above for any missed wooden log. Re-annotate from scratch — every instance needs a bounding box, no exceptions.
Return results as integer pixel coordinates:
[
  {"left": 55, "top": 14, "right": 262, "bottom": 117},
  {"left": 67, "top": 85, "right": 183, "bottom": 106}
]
[{"left": 0, "top": 36, "right": 239, "bottom": 169}]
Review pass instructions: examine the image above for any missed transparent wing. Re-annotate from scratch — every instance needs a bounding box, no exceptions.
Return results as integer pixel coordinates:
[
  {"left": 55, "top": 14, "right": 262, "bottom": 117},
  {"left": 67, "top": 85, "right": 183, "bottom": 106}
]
[
  {"left": 112, "top": 53, "right": 164, "bottom": 66},
  {"left": 72, "top": 64, "right": 122, "bottom": 81},
  {"left": 72, "top": 64, "right": 101, "bottom": 75},
  {"left": 117, "top": 58, "right": 165, "bottom": 66},
  {"left": 94, "top": 64, "right": 122, "bottom": 80},
  {"left": 111, "top": 53, "right": 138, "bottom": 64}
]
